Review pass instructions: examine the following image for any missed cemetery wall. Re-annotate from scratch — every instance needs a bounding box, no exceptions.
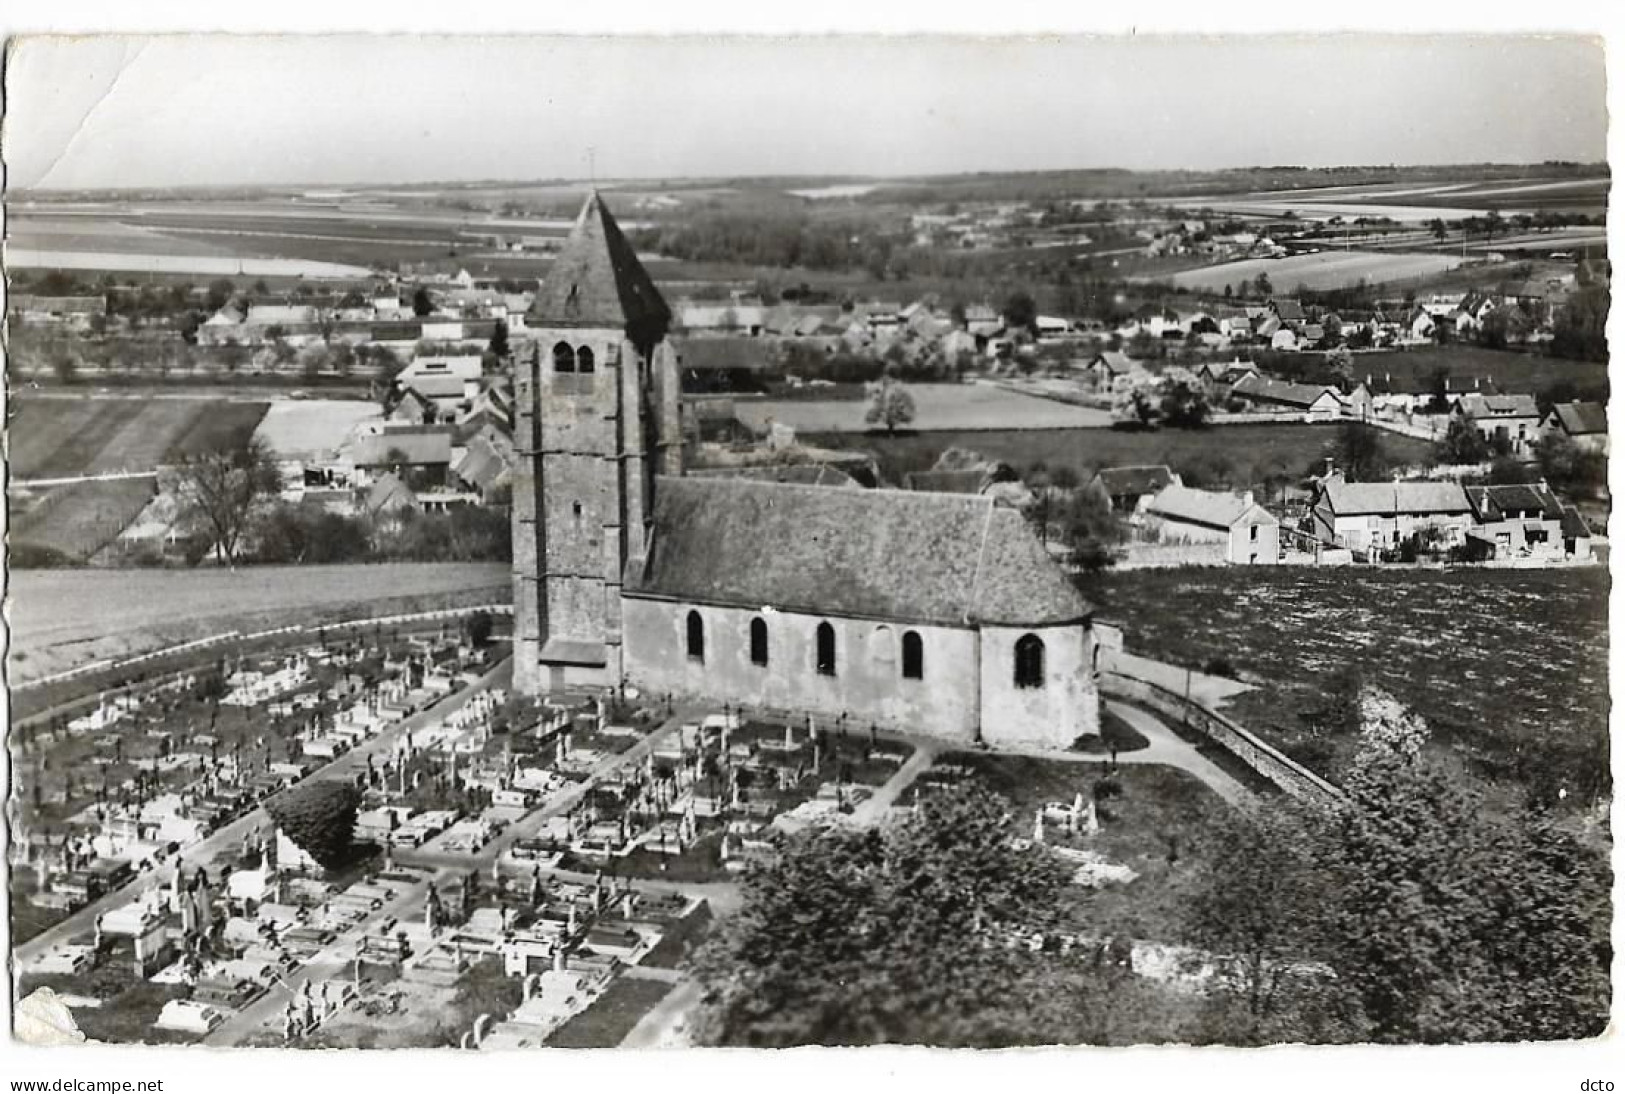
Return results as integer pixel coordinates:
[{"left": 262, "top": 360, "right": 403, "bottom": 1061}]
[
  {"left": 1099, "top": 669, "right": 1343, "bottom": 806},
  {"left": 621, "top": 596, "right": 982, "bottom": 742},
  {"left": 978, "top": 622, "right": 1099, "bottom": 748}
]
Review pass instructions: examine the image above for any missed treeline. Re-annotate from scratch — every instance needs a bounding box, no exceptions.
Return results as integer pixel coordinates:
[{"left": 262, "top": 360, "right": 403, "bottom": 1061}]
[{"left": 633, "top": 211, "right": 908, "bottom": 275}]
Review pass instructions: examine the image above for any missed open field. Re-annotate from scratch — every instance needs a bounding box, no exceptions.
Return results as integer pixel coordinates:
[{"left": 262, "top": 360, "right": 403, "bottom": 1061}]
[
  {"left": 7, "top": 562, "right": 511, "bottom": 683},
  {"left": 1163, "top": 251, "right": 1465, "bottom": 294},
  {"left": 8, "top": 479, "right": 159, "bottom": 564},
  {"left": 1079, "top": 567, "right": 1610, "bottom": 809},
  {"left": 806, "top": 423, "right": 1436, "bottom": 489},
  {"left": 7, "top": 397, "right": 270, "bottom": 562},
  {"left": 7, "top": 247, "right": 374, "bottom": 278},
  {"left": 736, "top": 383, "right": 1114, "bottom": 434},
  {"left": 1183, "top": 174, "right": 1609, "bottom": 222}
]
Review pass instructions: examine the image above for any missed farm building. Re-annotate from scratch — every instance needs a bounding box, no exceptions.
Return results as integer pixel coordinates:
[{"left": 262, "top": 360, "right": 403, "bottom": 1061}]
[
  {"left": 509, "top": 192, "right": 1101, "bottom": 749},
  {"left": 1543, "top": 401, "right": 1609, "bottom": 455},
  {"left": 1306, "top": 472, "right": 1474, "bottom": 553},
  {"left": 1083, "top": 465, "right": 1178, "bottom": 513},
  {"left": 1136, "top": 483, "right": 1280, "bottom": 565},
  {"left": 1454, "top": 393, "right": 1542, "bottom": 456},
  {"left": 1230, "top": 375, "right": 1347, "bottom": 421}
]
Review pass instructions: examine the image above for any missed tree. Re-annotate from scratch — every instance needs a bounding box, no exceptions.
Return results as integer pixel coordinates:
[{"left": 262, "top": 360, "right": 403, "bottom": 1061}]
[
  {"left": 1185, "top": 806, "right": 1366, "bottom": 1046},
  {"left": 1429, "top": 219, "right": 1447, "bottom": 244},
  {"left": 463, "top": 610, "right": 494, "bottom": 648},
  {"left": 691, "top": 783, "right": 1143, "bottom": 1047},
  {"left": 411, "top": 286, "right": 434, "bottom": 318},
  {"left": 1001, "top": 290, "right": 1038, "bottom": 334},
  {"left": 1159, "top": 381, "right": 1210, "bottom": 429},
  {"left": 1316, "top": 751, "right": 1610, "bottom": 1043},
  {"left": 1433, "top": 418, "right": 1490, "bottom": 465},
  {"left": 205, "top": 278, "right": 236, "bottom": 312},
  {"left": 1253, "top": 272, "right": 1273, "bottom": 298},
  {"left": 172, "top": 436, "right": 282, "bottom": 566},
  {"left": 265, "top": 779, "right": 362, "bottom": 869},
  {"left": 488, "top": 320, "right": 511, "bottom": 361},
  {"left": 1533, "top": 433, "right": 1606, "bottom": 494},
  {"left": 1330, "top": 421, "right": 1388, "bottom": 481},
  {"left": 864, "top": 378, "right": 916, "bottom": 435}
]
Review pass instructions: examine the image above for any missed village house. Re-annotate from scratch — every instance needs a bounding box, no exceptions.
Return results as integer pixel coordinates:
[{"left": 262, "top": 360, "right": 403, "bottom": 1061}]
[
  {"left": 1082, "top": 465, "right": 1178, "bottom": 513},
  {"left": 1543, "top": 401, "right": 1609, "bottom": 455},
  {"left": 1136, "top": 483, "right": 1280, "bottom": 564},
  {"left": 1453, "top": 392, "right": 1542, "bottom": 456},
  {"left": 345, "top": 428, "right": 455, "bottom": 488},
  {"left": 1306, "top": 472, "right": 1475, "bottom": 554},
  {"left": 1465, "top": 483, "right": 1568, "bottom": 561},
  {"left": 1076, "top": 350, "right": 1142, "bottom": 395}
]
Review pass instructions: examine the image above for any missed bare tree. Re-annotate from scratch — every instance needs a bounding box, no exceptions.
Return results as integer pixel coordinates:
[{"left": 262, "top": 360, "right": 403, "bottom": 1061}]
[{"left": 172, "top": 436, "right": 282, "bottom": 566}]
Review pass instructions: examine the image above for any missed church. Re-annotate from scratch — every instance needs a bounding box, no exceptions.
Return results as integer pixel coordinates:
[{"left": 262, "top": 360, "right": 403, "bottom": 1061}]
[{"left": 509, "top": 193, "right": 1100, "bottom": 750}]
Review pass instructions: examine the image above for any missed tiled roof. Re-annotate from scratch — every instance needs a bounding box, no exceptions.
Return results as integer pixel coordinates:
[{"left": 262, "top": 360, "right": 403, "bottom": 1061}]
[
  {"left": 674, "top": 337, "right": 774, "bottom": 372},
  {"left": 1320, "top": 478, "right": 1471, "bottom": 516},
  {"left": 628, "top": 477, "right": 1091, "bottom": 627},
  {"left": 691, "top": 464, "right": 861, "bottom": 488},
  {"left": 904, "top": 468, "right": 994, "bottom": 494},
  {"left": 1144, "top": 484, "right": 1271, "bottom": 531},
  {"left": 1553, "top": 401, "right": 1608, "bottom": 436},
  {"left": 403, "top": 375, "right": 470, "bottom": 401},
  {"left": 366, "top": 473, "right": 417, "bottom": 514},
  {"left": 453, "top": 433, "right": 515, "bottom": 492},
  {"left": 1232, "top": 375, "right": 1342, "bottom": 410},
  {"left": 529, "top": 192, "right": 671, "bottom": 339},
  {"left": 1094, "top": 465, "right": 1175, "bottom": 498},
  {"left": 349, "top": 430, "right": 453, "bottom": 467},
  {"left": 1457, "top": 392, "right": 1539, "bottom": 419},
  {"left": 1467, "top": 483, "right": 1565, "bottom": 522},
  {"left": 1560, "top": 505, "right": 1592, "bottom": 540}
]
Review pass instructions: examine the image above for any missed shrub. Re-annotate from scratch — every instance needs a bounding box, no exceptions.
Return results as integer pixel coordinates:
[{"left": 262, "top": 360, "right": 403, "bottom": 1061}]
[{"left": 1203, "top": 657, "right": 1239, "bottom": 679}]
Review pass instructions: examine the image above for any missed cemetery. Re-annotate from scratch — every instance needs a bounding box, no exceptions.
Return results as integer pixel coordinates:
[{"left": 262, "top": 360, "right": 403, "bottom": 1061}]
[
  {"left": 540, "top": 712, "right": 916, "bottom": 883},
  {"left": 9, "top": 623, "right": 500, "bottom": 948}
]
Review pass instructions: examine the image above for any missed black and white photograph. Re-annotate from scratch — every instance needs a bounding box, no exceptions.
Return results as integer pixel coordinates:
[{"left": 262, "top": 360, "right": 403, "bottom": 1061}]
[{"left": 0, "top": 16, "right": 1616, "bottom": 1085}]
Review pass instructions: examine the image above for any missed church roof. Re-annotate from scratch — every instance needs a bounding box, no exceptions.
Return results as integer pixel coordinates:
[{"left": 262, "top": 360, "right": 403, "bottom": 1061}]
[
  {"left": 628, "top": 476, "right": 1091, "bottom": 627},
  {"left": 528, "top": 192, "right": 672, "bottom": 338}
]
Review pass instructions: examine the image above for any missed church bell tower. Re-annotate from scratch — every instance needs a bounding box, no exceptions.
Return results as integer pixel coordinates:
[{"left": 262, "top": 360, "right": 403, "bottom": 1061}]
[{"left": 510, "top": 191, "right": 682, "bottom": 695}]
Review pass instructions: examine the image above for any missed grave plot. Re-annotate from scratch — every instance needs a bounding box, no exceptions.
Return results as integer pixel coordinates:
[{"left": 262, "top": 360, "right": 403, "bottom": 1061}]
[
  {"left": 922, "top": 753, "right": 1232, "bottom": 942},
  {"left": 238, "top": 873, "right": 693, "bottom": 1048},
  {"left": 545, "top": 716, "right": 915, "bottom": 883}
]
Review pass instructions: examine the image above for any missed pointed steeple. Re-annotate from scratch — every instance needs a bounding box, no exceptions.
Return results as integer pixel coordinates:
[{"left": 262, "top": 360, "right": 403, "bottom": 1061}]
[{"left": 529, "top": 190, "right": 671, "bottom": 345}]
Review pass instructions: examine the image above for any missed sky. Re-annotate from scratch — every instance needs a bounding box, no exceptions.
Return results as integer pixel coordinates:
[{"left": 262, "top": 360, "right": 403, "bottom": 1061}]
[{"left": 3, "top": 34, "right": 1609, "bottom": 191}]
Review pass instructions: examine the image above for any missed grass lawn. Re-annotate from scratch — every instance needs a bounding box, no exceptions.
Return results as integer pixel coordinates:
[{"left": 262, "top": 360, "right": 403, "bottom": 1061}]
[
  {"left": 738, "top": 383, "right": 1112, "bottom": 434},
  {"left": 806, "top": 423, "right": 1435, "bottom": 491},
  {"left": 1081, "top": 566, "right": 1610, "bottom": 809},
  {"left": 544, "top": 975, "right": 675, "bottom": 1048},
  {"left": 1269, "top": 344, "right": 1609, "bottom": 399},
  {"left": 938, "top": 753, "right": 1233, "bottom": 943},
  {"left": 638, "top": 901, "right": 715, "bottom": 971}
]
